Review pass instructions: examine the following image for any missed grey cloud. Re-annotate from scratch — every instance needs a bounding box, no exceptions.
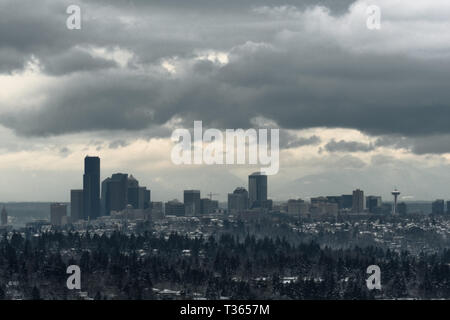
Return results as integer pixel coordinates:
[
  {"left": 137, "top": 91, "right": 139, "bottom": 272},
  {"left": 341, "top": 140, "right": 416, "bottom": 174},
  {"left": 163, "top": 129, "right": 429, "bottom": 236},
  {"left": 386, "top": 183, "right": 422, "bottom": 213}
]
[
  {"left": 282, "top": 134, "right": 321, "bottom": 149},
  {"left": 109, "top": 140, "right": 129, "bottom": 149},
  {"left": 2, "top": 0, "right": 450, "bottom": 148},
  {"left": 375, "top": 135, "right": 450, "bottom": 155},
  {"left": 42, "top": 49, "right": 118, "bottom": 75},
  {"left": 325, "top": 139, "right": 375, "bottom": 153}
]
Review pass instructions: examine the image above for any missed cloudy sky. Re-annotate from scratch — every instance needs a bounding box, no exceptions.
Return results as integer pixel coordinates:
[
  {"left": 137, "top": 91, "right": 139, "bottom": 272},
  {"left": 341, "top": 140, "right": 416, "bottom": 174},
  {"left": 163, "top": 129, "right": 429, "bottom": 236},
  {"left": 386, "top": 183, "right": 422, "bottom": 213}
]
[{"left": 1, "top": 0, "right": 450, "bottom": 202}]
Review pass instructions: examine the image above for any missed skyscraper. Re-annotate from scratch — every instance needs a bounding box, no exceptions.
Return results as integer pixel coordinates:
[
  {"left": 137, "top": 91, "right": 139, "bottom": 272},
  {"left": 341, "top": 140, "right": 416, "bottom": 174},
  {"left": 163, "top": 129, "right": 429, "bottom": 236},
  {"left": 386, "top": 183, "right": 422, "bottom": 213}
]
[
  {"left": 70, "top": 189, "right": 83, "bottom": 222},
  {"left": 366, "top": 196, "right": 382, "bottom": 213},
  {"left": 184, "top": 190, "right": 201, "bottom": 216},
  {"left": 127, "top": 175, "right": 140, "bottom": 209},
  {"left": 102, "top": 173, "right": 128, "bottom": 215},
  {"left": 165, "top": 199, "right": 185, "bottom": 216},
  {"left": 83, "top": 156, "right": 100, "bottom": 220},
  {"left": 50, "top": 203, "right": 67, "bottom": 226},
  {"left": 1, "top": 206, "right": 7, "bottom": 226},
  {"left": 352, "top": 189, "right": 364, "bottom": 213},
  {"left": 228, "top": 187, "right": 249, "bottom": 214},
  {"left": 248, "top": 172, "right": 267, "bottom": 208}
]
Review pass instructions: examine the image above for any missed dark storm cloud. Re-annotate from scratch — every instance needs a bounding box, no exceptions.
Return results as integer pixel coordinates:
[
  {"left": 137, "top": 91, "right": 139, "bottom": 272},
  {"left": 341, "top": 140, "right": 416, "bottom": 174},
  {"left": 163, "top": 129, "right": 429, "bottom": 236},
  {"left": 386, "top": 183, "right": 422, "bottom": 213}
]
[
  {"left": 325, "top": 139, "right": 375, "bottom": 153},
  {"left": 375, "top": 135, "right": 450, "bottom": 155},
  {"left": 92, "top": 0, "right": 355, "bottom": 14},
  {"left": 2, "top": 0, "right": 450, "bottom": 151},
  {"left": 41, "top": 49, "right": 118, "bottom": 75}
]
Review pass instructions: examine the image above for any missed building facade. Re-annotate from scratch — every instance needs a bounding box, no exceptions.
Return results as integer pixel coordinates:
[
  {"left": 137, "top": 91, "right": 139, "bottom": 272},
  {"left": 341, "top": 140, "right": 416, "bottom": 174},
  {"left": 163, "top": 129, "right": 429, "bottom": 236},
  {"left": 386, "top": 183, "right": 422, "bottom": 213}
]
[
  {"left": 184, "top": 190, "right": 201, "bottom": 216},
  {"left": 248, "top": 172, "right": 267, "bottom": 208},
  {"left": 83, "top": 156, "right": 100, "bottom": 220},
  {"left": 70, "top": 189, "right": 83, "bottom": 222}
]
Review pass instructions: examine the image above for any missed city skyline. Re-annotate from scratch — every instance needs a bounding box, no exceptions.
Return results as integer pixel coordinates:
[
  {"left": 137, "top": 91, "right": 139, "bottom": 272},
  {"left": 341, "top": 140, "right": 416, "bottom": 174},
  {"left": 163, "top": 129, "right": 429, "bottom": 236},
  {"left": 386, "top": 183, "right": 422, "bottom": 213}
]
[{"left": 0, "top": 153, "right": 448, "bottom": 203}]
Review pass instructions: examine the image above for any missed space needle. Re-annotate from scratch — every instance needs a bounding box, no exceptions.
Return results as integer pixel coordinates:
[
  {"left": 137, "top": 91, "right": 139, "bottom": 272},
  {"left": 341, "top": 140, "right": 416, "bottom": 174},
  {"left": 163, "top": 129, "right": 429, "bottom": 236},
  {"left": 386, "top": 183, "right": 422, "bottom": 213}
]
[{"left": 391, "top": 188, "right": 400, "bottom": 215}]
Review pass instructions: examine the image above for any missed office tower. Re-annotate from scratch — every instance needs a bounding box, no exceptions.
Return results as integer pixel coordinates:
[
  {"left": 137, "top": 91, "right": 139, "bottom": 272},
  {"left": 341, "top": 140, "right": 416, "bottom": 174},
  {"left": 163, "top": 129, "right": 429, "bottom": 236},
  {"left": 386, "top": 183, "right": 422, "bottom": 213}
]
[
  {"left": 447, "top": 201, "right": 450, "bottom": 215},
  {"left": 310, "top": 197, "right": 338, "bottom": 216},
  {"left": 184, "top": 190, "right": 201, "bottom": 216},
  {"left": 287, "top": 199, "right": 309, "bottom": 216},
  {"left": 127, "top": 175, "right": 140, "bottom": 209},
  {"left": 138, "top": 187, "right": 147, "bottom": 209},
  {"left": 151, "top": 201, "right": 164, "bottom": 219},
  {"left": 366, "top": 196, "right": 382, "bottom": 213},
  {"left": 391, "top": 188, "right": 400, "bottom": 215},
  {"left": 50, "top": 203, "right": 67, "bottom": 226},
  {"left": 248, "top": 172, "right": 268, "bottom": 208},
  {"left": 101, "top": 177, "right": 110, "bottom": 216},
  {"left": 228, "top": 187, "right": 249, "bottom": 214},
  {"left": 144, "top": 189, "right": 151, "bottom": 209},
  {"left": 165, "top": 200, "right": 185, "bottom": 216},
  {"left": 200, "top": 198, "right": 218, "bottom": 215},
  {"left": 352, "top": 189, "right": 364, "bottom": 213},
  {"left": 341, "top": 194, "right": 353, "bottom": 209},
  {"left": 1, "top": 206, "right": 7, "bottom": 226},
  {"left": 326, "top": 196, "right": 342, "bottom": 208},
  {"left": 432, "top": 199, "right": 445, "bottom": 215},
  {"left": 83, "top": 156, "right": 100, "bottom": 220},
  {"left": 70, "top": 189, "right": 83, "bottom": 222},
  {"left": 102, "top": 173, "right": 128, "bottom": 215}
]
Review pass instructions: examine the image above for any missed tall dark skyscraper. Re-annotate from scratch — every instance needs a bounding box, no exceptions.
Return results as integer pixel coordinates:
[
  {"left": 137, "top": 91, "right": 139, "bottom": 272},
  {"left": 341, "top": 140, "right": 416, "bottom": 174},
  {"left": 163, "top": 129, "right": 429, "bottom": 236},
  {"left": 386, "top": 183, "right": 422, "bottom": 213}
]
[
  {"left": 248, "top": 172, "right": 267, "bottom": 208},
  {"left": 1, "top": 206, "right": 7, "bottom": 226},
  {"left": 184, "top": 190, "right": 201, "bottom": 216},
  {"left": 70, "top": 189, "right": 83, "bottom": 222},
  {"left": 83, "top": 156, "right": 100, "bottom": 220}
]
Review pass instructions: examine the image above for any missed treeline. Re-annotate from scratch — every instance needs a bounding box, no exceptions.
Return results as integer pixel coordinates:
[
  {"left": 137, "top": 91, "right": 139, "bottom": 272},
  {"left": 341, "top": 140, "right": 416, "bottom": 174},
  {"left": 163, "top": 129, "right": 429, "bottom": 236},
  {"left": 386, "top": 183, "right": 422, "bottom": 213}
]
[{"left": 0, "top": 231, "right": 449, "bottom": 299}]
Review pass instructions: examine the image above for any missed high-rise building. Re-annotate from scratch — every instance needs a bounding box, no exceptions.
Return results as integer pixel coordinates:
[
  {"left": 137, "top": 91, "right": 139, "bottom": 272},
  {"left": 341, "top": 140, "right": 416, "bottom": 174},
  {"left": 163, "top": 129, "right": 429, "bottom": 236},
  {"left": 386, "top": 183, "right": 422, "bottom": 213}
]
[
  {"left": 340, "top": 194, "right": 353, "bottom": 209},
  {"left": 310, "top": 197, "right": 338, "bottom": 216},
  {"left": 184, "top": 190, "right": 201, "bottom": 216},
  {"left": 447, "top": 201, "right": 450, "bottom": 215},
  {"left": 50, "top": 203, "right": 67, "bottom": 226},
  {"left": 165, "top": 199, "right": 185, "bottom": 216},
  {"left": 102, "top": 173, "right": 128, "bottom": 215},
  {"left": 151, "top": 201, "right": 164, "bottom": 219},
  {"left": 200, "top": 198, "right": 218, "bottom": 214},
  {"left": 1, "top": 206, "right": 7, "bottom": 226},
  {"left": 366, "top": 196, "right": 382, "bottom": 213},
  {"left": 352, "top": 189, "right": 364, "bottom": 213},
  {"left": 144, "top": 189, "right": 151, "bottom": 209},
  {"left": 287, "top": 199, "right": 309, "bottom": 216},
  {"left": 228, "top": 187, "right": 249, "bottom": 214},
  {"left": 432, "top": 199, "right": 445, "bottom": 215},
  {"left": 138, "top": 187, "right": 148, "bottom": 209},
  {"left": 126, "top": 175, "right": 151, "bottom": 210},
  {"left": 127, "top": 175, "right": 140, "bottom": 209},
  {"left": 248, "top": 172, "right": 267, "bottom": 208},
  {"left": 83, "top": 156, "right": 100, "bottom": 220},
  {"left": 70, "top": 189, "right": 83, "bottom": 222}
]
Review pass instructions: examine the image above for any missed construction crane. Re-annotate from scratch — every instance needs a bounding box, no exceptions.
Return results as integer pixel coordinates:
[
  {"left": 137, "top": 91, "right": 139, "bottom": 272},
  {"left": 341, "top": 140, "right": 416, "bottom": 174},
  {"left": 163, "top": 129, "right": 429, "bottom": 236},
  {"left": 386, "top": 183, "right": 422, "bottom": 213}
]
[{"left": 207, "top": 192, "right": 219, "bottom": 200}]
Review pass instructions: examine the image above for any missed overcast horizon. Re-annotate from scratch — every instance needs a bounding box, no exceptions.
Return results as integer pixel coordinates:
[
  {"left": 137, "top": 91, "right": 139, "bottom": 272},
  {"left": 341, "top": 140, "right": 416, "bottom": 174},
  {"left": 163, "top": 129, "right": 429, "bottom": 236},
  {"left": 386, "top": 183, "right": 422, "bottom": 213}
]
[{"left": 1, "top": 0, "right": 450, "bottom": 203}]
